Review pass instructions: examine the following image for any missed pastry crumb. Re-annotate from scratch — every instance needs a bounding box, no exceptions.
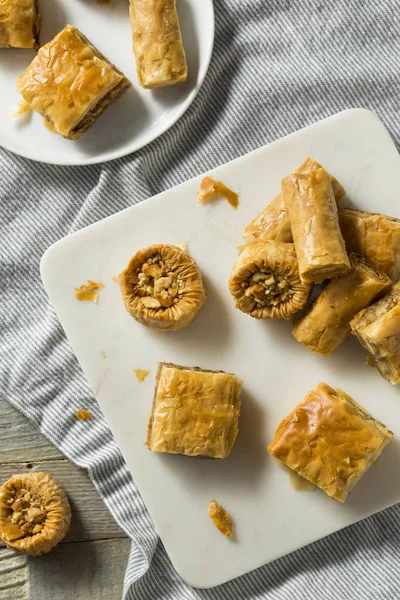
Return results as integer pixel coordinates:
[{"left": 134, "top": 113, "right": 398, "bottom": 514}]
[
  {"left": 112, "top": 275, "right": 118, "bottom": 282},
  {"left": 365, "top": 355, "right": 376, "bottom": 368},
  {"left": 197, "top": 176, "right": 239, "bottom": 209},
  {"left": 208, "top": 500, "right": 233, "bottom": 538},
  {"left": 101, "top": 350, "right": 107, "bottom": 359},
  {"left": 7, "top": 99, "right": 31, "bottom": 120},
  {"left": 76, "top": 409, "right": 93, "bottom": 421},
  {"left": 133, "top": 369, "right": 150, "bottom": 382},
  {"left": 74, "top": 280, "right": 103, "bottom": 303}
]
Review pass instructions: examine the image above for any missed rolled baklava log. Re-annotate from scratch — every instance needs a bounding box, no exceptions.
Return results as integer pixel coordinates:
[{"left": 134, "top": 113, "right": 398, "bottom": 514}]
[
  {"left": 351, "top": 282, "right": 400, "bottom": 385},
  {"left": 119, "top": 244, "right": 206, "bottom": 331},
  {"left": 292, "top": 254, "right": 391, "bottom": 356},
  {"left": 339, "top": 207, "right": 400, "bottom": 283},
  {"left": 282, "top": 167, "right": 350, "bottom": 283},
  {"left": 229, "top": 241, "right": 312, "bottom": 319},
  {"left": 243, "top": 157, "right": 345, "bottom": 244},
  {"left": 129, "top": 0, "right": 187, "bottom": 88}
]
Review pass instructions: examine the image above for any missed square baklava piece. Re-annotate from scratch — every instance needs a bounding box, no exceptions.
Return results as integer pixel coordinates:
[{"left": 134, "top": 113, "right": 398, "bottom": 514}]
[
  {"left": 0, "top": 0, "right": 41, "bottom": 49},
  {"left": 146, "top": 363, "right": 243, "bottom": 458},
  {"left": 16, "top": 24, "right": 131, "bottom": 139},
  {"left": 268, "top": 382, "right": 392, "bottom": 502}
]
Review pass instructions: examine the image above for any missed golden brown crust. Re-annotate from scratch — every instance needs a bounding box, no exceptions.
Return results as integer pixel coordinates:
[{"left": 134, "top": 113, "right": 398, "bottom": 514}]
[
  {"left": 282, "top": 167, "right": 350, "bottom": 283},
  {"left": 119, "top": 244, "right": 206, "bottom": 331},
  {"left": 243, "top": 158, "right": 346, "bottom": 244},
  {"left": 208, "top": 500, "right": 233, "bottom": 537},
  {"left": 16, "top": 25, "right": 131, "bottom": 139},
  {"left": 350, "top": 282, "right": 400, "bottom": 384},
  {"left": 268, "top": 382, "right": 393, "bottom": 502},
  {"left": 229, "top": 241, "right": 312, "bottom": 319},
  {"left": 146, "top": 362, "right": 243, "bottom": 458},
  {"left": 292, "top": 254, "right": 391, "bottom": 356},
  {"left": 0, "top": 0, "right": 40, "bottom": 49},
  {"left": 197, "top": 177, "right": 239, "bottom": 209},
  {"left": 0, "top": 472, "right": 71, "bottom": 555},
  {"left": 129, "top": 0, "right": 187, "bottom": 88},
  {"left": 339, "top": 207, "right": 400, "bottom": 283}
]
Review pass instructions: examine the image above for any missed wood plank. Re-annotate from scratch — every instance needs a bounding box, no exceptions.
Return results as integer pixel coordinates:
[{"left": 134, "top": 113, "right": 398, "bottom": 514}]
[
  {"left": 0, "top": 547, "right": 28, "bottom": 600},
  {"left": 0, "top": 395, "right": 63, "bottom": 463},
  {"left": 0, "top": 461, "right": 127, "bottom": 543},
  {"left": 0, "top": 539, "right": 131, "bottom": 600}
]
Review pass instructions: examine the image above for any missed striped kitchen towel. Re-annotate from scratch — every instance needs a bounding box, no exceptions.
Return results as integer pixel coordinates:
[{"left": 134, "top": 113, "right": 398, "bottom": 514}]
[{"left": 1, "top": 1, "right": 400, "bottom": 598}]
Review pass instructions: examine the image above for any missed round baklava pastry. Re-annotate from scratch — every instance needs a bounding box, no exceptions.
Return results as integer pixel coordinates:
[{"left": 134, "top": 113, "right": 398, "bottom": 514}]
[
  {"left": 229, "top": 241, "right": 312, "bottom": 319},
  {"left": 119, "top": 244, "right": 206, "bottom": 331},
  {"left": 0, "top": 472, "right": 71, "bottom": 556}
]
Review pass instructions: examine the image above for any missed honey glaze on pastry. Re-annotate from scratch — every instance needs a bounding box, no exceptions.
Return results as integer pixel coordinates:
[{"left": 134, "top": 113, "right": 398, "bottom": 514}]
[
  {"left": 119, "top": 244, "right": 206, "bottom": 331},
  {"left": 268, "top": 382, "right": 393, "bottom": 502},
  {"left": 0, "top": 472, "right": 71, "bottom": 555},
  {"left": 229, "top": 241, "right": 312, "bottom": 319},
  {"left": 146, "top": 362, "right": 243, "bottom": 458},
  {"left": 0, "top": 0, "right": 41, "bottom": 49},
  {"left": 16, "top": 24, "right": 131, "bottom": 140}
]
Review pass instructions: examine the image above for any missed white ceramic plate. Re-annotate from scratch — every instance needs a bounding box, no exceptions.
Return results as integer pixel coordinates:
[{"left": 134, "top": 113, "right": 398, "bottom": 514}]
[
  {"left": 0, "top": 0, "right": 214, "bottom": 165},
  {"left": 41, "top": 109, "right": 400, "bottom": 588}
]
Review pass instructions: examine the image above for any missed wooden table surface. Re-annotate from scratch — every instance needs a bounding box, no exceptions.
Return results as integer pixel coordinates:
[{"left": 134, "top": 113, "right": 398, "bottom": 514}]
[{"left": 0, "top": 396, "right": 131, "bottom": 600}]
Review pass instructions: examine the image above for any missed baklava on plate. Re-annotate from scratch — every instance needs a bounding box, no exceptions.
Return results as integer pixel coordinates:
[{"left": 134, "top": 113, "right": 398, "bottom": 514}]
[{"left": 0, "top": 0, "right": 41, "bottom": 49}]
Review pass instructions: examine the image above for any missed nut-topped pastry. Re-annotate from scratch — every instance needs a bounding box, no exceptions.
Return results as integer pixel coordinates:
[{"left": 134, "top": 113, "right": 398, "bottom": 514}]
[
  {"left": 0, "top": 472, "right": 71, "bottom": 555},
  {"left": 229, "top": 241, "right": 312, "bottom": 319},
  {"left": 0, "top": 0, "right": 41, "bottom": 49},
  {"left": 119, "top": 244, "right": 206, "bottom": 330},
  {"left": 268, "top": 383, "right": 393, "bottom": 502},
  {"left": 16, "top": 24, "right": 131, "bottom": 139},
  {"left": 146, "top": 362, "right": 243, "bottom": 458}
]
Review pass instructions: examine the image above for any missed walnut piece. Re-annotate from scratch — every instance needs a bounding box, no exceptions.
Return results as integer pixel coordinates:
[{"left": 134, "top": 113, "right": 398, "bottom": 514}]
[
  {"left": 0, "top": 473, "right": 71, "bottom": 555},
  {"left": 76, "top": 409, "right": 93, "bottom": 420},
  {"left": 208, "top": 500, "right": 233, "bottom": 538},
  {"left": 74, "top": 280, "right": 103, "bottom": 303},
  {"left": 197, "top": 176, "right": 239, "bottom": 209},
  {"left": 133, "top": 369, "right": 150, "bottom": 382}
]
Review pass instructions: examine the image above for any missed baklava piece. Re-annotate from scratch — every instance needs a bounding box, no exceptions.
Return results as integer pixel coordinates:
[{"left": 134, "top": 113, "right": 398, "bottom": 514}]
[
  {"left": 268, "top": 382, "right": 393, "bottom": 502},
  {"left": 0, "top": 472, "right": 71, "bottom": 555},
  {"left": 229, "top": 241, "right": 312, "bottom": 319},
  {"left": 243, "top": 157, "right": 345, "bottom": 244},
  {"left": 282, "top": 167, "right": 350, "bottom": 283},
  {"left": 119, "top": 244, "right": 206, "bottom": 331},
  {"left": 351, "top": 282, "right": 400, "bottom": 385},
  {"left": 129, "top": 0, "right": 187, "bottom": 88},
  {"left": 16, "top": 24, "right": 131, "bottom": 139},
  {"left": 146, "top": 362, "right": 243, "bottom": 458},
  {"left": 0, "top": 0, "right": 41, "bottom": 49},
  {"left": 339, "top": 207, "right": 400, "bottom": 283},
  {"left": 208, "top": 500, "right": 233, "bottom": 538},
  {"left": 292, "top": 254, "right": 391, "bottom": 356}
]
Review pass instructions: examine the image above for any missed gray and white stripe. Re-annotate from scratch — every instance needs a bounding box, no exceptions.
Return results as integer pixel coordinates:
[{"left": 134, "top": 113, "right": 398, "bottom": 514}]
[{"left": 1, "top": 1, "right": 400, "bottom": 598}]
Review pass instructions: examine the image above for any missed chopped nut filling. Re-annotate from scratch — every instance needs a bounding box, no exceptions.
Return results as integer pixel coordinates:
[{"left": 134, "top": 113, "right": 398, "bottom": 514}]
[
  {"left": 132, "top": 253, "right": 185, "bottom": 309},
  {"left": 241, "top": 269, "right": 294, "bottom": 308},
  {"left": 5, "top": 488, "right": 45, "bottom": 537}
]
